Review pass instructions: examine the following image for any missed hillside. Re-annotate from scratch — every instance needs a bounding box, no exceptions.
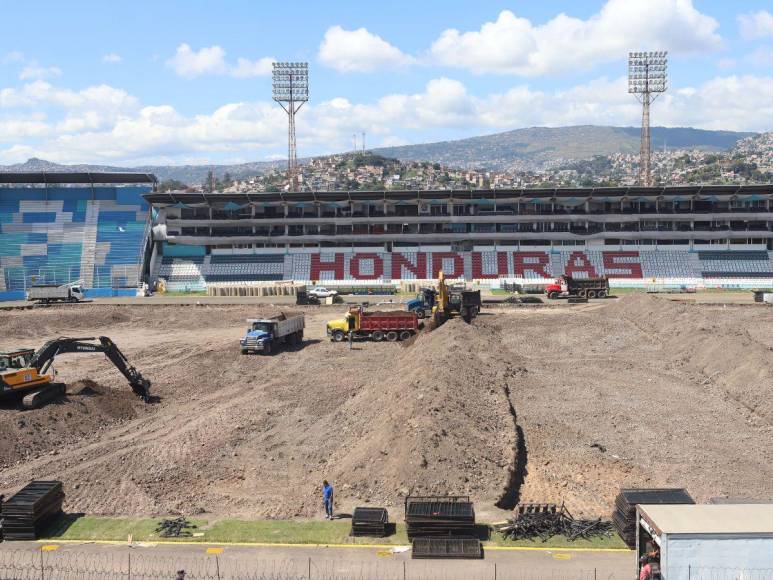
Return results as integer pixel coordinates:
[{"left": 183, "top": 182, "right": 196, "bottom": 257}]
[
  {"left": 372, "top": 126, "right": 755, "bottom": 170},
  {"left": 0, "top": 126, "right": 756, "bottom": 183},
  {"left": 0, "top": 158, "right": 283, "bottom": 185}
]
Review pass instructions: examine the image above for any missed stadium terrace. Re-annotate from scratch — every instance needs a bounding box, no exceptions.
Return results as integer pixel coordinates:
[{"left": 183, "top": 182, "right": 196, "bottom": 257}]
[{"left": 2, "top": 174, "right": 773, "bottom": 300}]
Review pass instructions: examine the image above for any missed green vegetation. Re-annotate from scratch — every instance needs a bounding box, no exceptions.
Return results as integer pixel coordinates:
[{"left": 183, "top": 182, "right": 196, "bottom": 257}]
[
  {"left": 161, "top": 290, "right": 208, "bottom": 297},
  {"left": 41, "top": 516, "right": 628, "bottom": 549}
]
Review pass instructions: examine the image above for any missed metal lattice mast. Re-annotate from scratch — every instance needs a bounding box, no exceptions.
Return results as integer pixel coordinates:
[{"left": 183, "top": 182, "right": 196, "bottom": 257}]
[
  {"left": 273, "top": 62, "right": 309, "bottom": 192},
  {"left": 640, "top": 95, "right": 651, "bottom": 186},
  {"left": 628, "top": 51, "right": 667, "bottom": 187}
]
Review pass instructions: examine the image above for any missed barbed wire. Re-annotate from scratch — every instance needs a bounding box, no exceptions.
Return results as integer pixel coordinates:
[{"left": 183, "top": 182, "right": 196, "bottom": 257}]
[{"left": 1, "top": 549, "right": 772, "bottom": 580}]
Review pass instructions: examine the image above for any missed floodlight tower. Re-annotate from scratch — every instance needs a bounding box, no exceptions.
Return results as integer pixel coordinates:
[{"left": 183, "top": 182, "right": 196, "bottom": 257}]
[
  {"left": 628, "top": 51, "right": 667, "bottom": 186},
  {"left": 272, "top": 62, "right": 309, "bottom": 192}
]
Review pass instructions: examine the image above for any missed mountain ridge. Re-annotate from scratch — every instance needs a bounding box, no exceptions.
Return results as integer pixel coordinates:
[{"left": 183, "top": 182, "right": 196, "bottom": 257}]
[{"left": 0, "top": 125, "right": 756, "bottom": 183}]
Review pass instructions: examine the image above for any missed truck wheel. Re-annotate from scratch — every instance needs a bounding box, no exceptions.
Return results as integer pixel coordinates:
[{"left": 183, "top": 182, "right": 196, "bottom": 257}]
[
  {"left": 399, "top": 330, "right": 412, "bottom": 341},
  {"left": 297, "top": 331, "right": 304, "bottom": 344},
  {"left": 578, "top": 290, "right": 587, "bottom": 298},
  {"left": 598, "top": 290, "right": 607, "bottom": 298},
  {"left": 548, "top": 291, "right": 559, "bottom": 299},
  {"left": 372, "top": 330, "right": 385, "bottom": 342},
  {"left": 332, "top": 330, "right": 345, "bottom": 342},
  {"left": 264, "top": 343, "right": 272, "bottom": 355},
  {"left": 386, "top": 331, "right": 398, "bottom": 342},
  {"left": 587, "top": 290, "right": 597, "bottom": 299},
  {"left": 416, "top": 310, "right": 426, "bottom": 319},
  {"left": 241, "top": 349, "right": 248, "bottom": 355}
]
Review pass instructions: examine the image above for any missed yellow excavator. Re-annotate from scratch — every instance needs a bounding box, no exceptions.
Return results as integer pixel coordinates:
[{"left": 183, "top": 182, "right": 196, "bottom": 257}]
[
  {"left": 0, "top": 336, "right": 151, "bottom": 409},
  {"left": 431, "top": 271, "right": 481, "bottom": 325}
]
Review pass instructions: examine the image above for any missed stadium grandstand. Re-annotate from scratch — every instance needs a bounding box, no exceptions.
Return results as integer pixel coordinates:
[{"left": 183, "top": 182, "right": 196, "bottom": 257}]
[
  {"left": 2, "top": 177, "right": 773, "bottom": 301},
  {"left": 143, "top": 185, "right": 773, "bottom": 292},
  {"left": 0, "top": 172, "right": 155, "bottom": 301}
]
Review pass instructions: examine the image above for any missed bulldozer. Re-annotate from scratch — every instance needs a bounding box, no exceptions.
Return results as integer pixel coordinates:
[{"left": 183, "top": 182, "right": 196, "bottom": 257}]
[{"left": 0, "top": 336, "right": 151, "bottom": 409}]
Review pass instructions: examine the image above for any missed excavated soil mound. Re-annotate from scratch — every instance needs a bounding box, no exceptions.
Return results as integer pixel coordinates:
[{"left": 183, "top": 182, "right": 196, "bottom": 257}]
[
  {"left": 1, "top": 297, "right": 771, "bottom": 518},
  {"left": 0, "top": 380, "right": 144, "bottom": 467}
]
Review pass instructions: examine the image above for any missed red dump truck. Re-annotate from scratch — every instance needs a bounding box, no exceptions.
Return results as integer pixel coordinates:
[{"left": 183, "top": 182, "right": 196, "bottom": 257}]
[
  {"left": 545, "top": 275, "right": 609, "bottom": 299},
  {"left": 326, "top": 307, "right": 419, "bottom": 342}
]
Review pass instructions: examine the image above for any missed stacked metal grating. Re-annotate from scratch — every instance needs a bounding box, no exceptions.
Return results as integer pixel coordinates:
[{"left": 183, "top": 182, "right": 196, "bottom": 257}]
[
  {"left": 412, "top": 537, "right": 483, "bottom": 559},
  {"left": 1, "top": 481, "right": 64, "bottom": 540},
  {"left": 613, "top": 488, "right": 694, "bottom": 547},
  {"left": 350, "top": 507, "right": 389, "bottom": 537},
  {"left": 405, "top": 496, "right": 476, "bottom": 539}
]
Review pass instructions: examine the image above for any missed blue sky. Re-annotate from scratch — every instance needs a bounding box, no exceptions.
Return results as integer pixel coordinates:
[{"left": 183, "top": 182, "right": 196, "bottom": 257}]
[{"left": 1, "top": 0, "right": 773, "bottom": 165}]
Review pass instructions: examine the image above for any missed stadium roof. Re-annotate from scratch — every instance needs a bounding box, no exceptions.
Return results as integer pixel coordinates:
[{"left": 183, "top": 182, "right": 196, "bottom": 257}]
[
  {"left": 143, "top": 184, "right": 773, "bottom": 205},
  {"left": 0, "top": 172, "right": 157, "bottom": 185}
]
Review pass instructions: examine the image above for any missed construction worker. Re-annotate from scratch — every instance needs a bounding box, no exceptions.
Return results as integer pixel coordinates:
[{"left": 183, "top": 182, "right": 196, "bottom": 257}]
[{"left": 322, "top": 480, "right": 334, "bottom": 520}]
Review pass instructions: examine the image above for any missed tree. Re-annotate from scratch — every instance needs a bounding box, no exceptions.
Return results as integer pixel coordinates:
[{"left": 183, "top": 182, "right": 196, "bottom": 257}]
[
  {"left": 204, "top": 170, "right": 215, "bottom": 193},
  {"left": 158, "top": 179, "right": 188, "bottom": 192}
]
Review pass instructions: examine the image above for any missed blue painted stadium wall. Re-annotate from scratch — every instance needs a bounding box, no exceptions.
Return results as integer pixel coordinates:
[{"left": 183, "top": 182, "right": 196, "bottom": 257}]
[{"left": 0, "top": 186, "right": 151, "bottom": 299}]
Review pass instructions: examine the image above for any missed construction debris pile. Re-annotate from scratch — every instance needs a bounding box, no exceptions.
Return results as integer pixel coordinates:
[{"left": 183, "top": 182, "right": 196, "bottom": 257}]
[
  {"left": 498, "top": 503, "right": 613, "bottom": 542},
  {"left": 155, "top": 517, "right": 196, "bottom": 538},
  {"left": 350, "top": 507, "right": 389, "bottom": 537},
  {"left": 0, "top": 480, "right": 64, "bottom": 540},
  {"left": 613, "top": 489, "right": 694, "bottom": 547}
]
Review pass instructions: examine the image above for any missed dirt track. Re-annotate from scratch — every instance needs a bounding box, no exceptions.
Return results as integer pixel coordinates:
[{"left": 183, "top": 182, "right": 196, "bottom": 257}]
[{"left": 1, "top": 296, "right": 771, "bottom": 519}]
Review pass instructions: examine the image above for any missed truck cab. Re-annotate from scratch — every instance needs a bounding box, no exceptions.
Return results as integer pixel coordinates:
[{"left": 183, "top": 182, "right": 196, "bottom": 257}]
[
  {"left": 407, "top": 288, "right": 436, "bottom": 319},
  {"left": 240, "top": 319, "right": 277, "bottom": 354},
  {"left": 545, "top": 277, "right": 569, "bottom": 299},
  {"left": 326, "top": 308, "right": 360, "bottom": 341}
]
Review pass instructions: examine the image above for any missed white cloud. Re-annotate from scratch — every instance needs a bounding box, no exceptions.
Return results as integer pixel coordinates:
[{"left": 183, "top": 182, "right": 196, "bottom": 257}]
[
  {"left": 319, "top": 26, "right": 414, "bottom": 72},
  {"left": 1, "top": 73, "right": 772, "bottom": 164},
  {"left": 166, "top": 44, "right": 228, "bottom": 78},
  {"left": 19, "top": 64, "right": 62, "bottom": 81},
  {"left": 166, "top": 44, "right": 274, "bottom": 79},
  {"left": 430, "top": 0, "right": 721, "bottom": 76},
  {"left": 231, "top": 57, "right": 274, "bottom": 78},
  {"left": 2, "top": 51, "right": 25, "bottom": 64},
  {"left": 738, "top": 10, "right": 773, "bottom": 40},
  {"left": 102, "top": 53, "right": 122, "bottom": 64},
  {"left": 747, "top": 46, "right": 773, "bottom": 67}
]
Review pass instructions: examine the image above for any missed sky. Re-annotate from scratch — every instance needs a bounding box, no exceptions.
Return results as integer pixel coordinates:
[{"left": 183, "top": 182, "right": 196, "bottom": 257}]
[{"left": 1, "top": 0, "right": 773, "bottom": 166}]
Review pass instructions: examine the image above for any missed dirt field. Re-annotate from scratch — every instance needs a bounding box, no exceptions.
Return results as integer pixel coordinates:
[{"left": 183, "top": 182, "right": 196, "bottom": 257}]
[{"left": 1, "top": 296, "right": 771, "bottom": 520}]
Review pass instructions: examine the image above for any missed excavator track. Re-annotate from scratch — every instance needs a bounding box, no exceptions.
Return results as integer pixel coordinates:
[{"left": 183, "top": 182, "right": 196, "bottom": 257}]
[{"left": 22, "top": 382, "right": 66, "bottom": 409}]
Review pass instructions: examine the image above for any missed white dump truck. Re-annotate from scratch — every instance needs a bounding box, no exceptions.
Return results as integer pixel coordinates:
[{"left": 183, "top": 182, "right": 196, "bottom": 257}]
[
  {"left": 240, "top": 313, "right": 305, "bottom": 355},
  {"left": 26, "top": 281, "right": 85, "bottom": 304}
]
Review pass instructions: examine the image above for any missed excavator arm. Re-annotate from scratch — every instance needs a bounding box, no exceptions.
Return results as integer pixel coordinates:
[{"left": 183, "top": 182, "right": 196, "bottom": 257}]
[{"left": 29, "top": 336, "right": 151, "bottom": 401}]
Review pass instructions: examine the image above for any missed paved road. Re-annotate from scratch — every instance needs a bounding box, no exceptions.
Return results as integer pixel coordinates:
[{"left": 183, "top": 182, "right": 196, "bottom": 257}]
[{"left": 0, "top": 540, "right": 634, "bottom": 579}]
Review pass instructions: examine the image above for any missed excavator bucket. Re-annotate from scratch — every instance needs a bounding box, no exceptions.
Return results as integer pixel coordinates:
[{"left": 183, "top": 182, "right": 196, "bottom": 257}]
[{"left": 130, "top": 377, "right": 151, "bottom": 402}]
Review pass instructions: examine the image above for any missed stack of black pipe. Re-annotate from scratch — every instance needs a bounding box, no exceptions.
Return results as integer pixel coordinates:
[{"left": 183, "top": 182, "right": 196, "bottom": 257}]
[
  {"left": 405, "top": 496, "right": 476, "bottom": 539},
  {"left": 613, "top": 488, "right": 693, "bottom": 547},
  {"left": 350, "top": 507, "right": 389, "bottom": 537},
  {"left": 1, "top": 481, "right": 64, "bottom": 540}
]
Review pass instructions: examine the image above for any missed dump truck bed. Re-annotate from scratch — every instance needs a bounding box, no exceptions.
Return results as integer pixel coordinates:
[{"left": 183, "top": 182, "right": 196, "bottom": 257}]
[{"left": 359, "top": 311, "right": 419, "bottom": 331}]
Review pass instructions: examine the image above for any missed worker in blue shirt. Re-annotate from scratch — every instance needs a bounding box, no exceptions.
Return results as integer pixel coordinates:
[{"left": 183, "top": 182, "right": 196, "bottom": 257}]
[{"left": 322, "top": 480, "right": 334, "bottom": 520}]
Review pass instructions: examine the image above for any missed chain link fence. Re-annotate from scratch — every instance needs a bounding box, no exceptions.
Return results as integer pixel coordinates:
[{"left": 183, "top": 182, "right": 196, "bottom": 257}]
[{"left": 1, "top": 550, "right": 772, "bottom": 580}]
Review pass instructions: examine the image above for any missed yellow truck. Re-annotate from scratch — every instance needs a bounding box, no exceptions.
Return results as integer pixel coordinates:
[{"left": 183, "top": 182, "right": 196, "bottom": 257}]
[{"left": 326, "top": 307, "right": 419, "bottom": 342}]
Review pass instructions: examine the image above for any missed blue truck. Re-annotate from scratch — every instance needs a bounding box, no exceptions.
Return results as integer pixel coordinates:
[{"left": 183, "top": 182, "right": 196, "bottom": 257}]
[
  {"left": 240, "top": 313, "right": 305, "bottom": 355},
  {"left": 406, "top": 288, "right": 437, "bottom": 319}
]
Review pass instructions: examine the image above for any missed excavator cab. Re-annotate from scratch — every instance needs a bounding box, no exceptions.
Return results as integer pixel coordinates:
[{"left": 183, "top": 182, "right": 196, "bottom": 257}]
[{"left": 0, "top": 349, "right": 35, "bottom": 370}]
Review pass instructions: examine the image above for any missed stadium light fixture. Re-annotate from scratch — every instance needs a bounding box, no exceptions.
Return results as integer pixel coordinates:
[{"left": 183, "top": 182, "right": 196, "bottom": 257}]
[
  {"left": 628, "top": 51, "right": 668, "bottom": 187},
  {"left": 272, "top": 62, "right": 309, "bottom": 192}
]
